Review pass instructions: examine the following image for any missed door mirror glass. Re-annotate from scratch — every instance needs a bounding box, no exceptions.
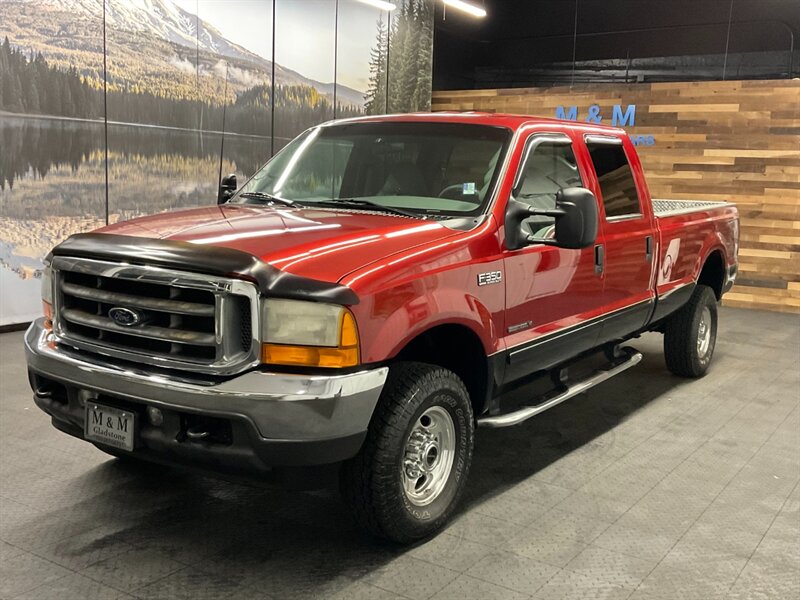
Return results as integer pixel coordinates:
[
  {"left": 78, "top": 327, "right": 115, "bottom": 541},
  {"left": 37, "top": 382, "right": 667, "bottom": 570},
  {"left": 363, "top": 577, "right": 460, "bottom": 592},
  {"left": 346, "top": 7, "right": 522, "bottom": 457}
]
[
  {"left": 218, "top": 173, "right": 237, "bottom": 204},
  {"left": 506, "top": 187, "right": 598, "bottom": 250},
  {"left": 552, "top": 187, "right": 599, "bottom": 249}
]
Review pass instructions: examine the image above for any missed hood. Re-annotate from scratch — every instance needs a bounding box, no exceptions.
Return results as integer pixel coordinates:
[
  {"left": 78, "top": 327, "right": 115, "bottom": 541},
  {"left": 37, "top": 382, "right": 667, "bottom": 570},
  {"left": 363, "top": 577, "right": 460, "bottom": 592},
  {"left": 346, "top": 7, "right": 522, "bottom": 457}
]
[{"left": 97, "top": 204, "right": 462, "bottom": 284}]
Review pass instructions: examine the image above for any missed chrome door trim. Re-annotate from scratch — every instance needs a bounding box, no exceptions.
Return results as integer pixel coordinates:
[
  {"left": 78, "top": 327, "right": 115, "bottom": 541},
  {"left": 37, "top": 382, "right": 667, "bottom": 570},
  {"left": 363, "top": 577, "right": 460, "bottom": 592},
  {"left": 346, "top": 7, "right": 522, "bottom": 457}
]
[
  {"left": 495, "top": 297, "right": 654, "bottom": 357},
  {"left": 584, "top": 134, "right": 623, "bottom": 145},
  {"left": 606, "top": 213, "right": 645, "bottom": 223}
]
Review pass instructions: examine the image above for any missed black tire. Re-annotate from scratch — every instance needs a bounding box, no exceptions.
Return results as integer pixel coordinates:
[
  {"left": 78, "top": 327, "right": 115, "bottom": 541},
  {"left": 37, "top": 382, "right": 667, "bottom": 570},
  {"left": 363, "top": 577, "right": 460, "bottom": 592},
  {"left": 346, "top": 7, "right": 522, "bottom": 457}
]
[
  {"left": 340, "top": 362, "right": 474, "bottom": 544},
  {"left": 664, "top": 284, "right": 718, "bottom": 378}
]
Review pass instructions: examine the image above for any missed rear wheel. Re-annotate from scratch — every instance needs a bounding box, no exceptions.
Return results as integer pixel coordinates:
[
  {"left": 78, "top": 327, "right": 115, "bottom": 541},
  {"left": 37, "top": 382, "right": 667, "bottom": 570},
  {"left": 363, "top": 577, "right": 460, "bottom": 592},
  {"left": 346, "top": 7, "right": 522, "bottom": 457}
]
[
  {"left": 664, "top": 284, "right": 718, "bottom": 378},
  {"left": 340, "top": 362, "right": 474, "bottom": 544}
]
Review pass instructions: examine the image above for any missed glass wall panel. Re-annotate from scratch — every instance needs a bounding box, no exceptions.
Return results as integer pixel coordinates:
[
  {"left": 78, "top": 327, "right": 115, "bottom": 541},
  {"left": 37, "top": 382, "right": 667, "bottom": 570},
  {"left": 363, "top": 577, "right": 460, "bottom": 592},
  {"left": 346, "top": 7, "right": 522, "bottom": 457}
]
[
  {"left": 196, "top": 0, "right": 273, "bottom": 188},
  {"left": 387, "top": 0, "right": 433, "bottom": 113},
  {"left": 336, "top": 0, "right": 388, "bottom": 117},
  {"left": 0, "top": 0, "right": 106, "bottom": 324},
  {"left": 273, "top": 0, "right": 336, "bottom": 151},
  {"left": 104, "top": 0, "right": 208, "bottom": 222}
]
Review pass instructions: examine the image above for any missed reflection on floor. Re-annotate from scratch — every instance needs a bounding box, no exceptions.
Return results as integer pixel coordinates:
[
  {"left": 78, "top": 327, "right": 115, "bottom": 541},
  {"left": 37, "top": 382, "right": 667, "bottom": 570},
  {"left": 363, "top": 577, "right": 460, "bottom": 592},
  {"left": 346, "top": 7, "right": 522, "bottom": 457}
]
[{"left": 1, "top": 307, "right": 798, "bottom": 600}]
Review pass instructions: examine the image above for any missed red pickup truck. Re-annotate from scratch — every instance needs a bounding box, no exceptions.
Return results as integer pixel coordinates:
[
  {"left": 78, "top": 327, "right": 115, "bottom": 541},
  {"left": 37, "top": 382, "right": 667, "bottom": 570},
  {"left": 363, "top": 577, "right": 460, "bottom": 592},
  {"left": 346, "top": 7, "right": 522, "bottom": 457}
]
[{"left": 26, "top": 113, "right": 738, "bottom": 543}]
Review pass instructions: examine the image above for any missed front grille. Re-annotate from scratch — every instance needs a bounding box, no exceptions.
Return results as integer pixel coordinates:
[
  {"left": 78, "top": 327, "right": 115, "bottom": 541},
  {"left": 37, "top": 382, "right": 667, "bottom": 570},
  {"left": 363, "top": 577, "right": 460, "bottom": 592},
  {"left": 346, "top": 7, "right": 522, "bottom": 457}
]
[{"left": 51, "top": 257, "right": 259, "bottom": 374}]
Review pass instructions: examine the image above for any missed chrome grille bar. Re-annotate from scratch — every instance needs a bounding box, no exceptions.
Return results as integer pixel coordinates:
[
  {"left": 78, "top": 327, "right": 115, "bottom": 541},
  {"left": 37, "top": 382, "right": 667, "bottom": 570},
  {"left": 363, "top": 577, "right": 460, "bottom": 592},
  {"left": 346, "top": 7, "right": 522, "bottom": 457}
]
[
  {"left": 51, "top": 256, "right": 260, "bottom": 375},
  {"left": 61, "top": 308, "right": 217, "bottom": 346},
  {"left": 61, "top": 282, "right": 216, "bottom": 317}
]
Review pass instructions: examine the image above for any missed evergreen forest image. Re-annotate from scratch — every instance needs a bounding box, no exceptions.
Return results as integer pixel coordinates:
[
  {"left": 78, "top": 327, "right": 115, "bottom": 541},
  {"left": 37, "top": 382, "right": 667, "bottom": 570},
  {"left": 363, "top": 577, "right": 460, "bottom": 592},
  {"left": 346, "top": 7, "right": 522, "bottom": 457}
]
[{"left": 364, "top": 0, "right": 433, "bottom": 115}]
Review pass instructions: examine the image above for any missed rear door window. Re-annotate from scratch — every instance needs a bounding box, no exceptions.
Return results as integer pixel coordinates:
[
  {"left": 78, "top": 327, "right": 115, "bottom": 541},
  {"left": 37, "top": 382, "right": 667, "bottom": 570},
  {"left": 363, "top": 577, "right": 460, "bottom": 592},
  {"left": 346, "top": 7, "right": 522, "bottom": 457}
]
[{"left": 586, "top": 142, "right": 641, "bottom": 218}]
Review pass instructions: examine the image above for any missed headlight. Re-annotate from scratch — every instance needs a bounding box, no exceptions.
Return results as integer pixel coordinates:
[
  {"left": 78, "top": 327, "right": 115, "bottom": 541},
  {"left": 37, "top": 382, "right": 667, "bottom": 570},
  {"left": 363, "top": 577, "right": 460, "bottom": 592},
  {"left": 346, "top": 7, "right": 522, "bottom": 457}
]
[
  {"left": 41, "top": 262, "right": 54, "bottom": 328},
  {"left": 260, "top": 299, "right": 359, "bottom": 368}
]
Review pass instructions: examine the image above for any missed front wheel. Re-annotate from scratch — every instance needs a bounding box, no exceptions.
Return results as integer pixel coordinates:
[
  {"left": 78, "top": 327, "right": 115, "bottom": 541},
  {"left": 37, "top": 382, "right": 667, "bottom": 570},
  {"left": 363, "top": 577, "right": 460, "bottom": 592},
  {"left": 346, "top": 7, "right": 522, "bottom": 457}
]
[
  {"left": 340, "top": 362, "right": 474, "bottom": 544},
  {"left": 664, "top": 284, "right": 718, "bottom": 378}
]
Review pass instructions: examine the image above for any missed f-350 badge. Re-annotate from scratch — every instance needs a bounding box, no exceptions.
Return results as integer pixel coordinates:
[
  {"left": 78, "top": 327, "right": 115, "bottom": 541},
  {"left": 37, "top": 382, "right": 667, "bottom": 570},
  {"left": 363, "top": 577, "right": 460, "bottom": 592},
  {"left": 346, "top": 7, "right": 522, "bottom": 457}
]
[{"left": 477, "top": 271, "right": 502, "bottom": 286}]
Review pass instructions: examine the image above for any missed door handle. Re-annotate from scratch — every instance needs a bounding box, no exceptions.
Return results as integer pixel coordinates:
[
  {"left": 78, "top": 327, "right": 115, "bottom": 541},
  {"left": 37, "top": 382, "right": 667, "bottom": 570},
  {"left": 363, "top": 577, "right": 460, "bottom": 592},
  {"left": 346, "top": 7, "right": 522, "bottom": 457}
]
[
  {"left": 645, "top": 236, "right": 653, "bottom": 262},
  {"left": 594, "top": 244, "right": 604, "bottom": 275}
]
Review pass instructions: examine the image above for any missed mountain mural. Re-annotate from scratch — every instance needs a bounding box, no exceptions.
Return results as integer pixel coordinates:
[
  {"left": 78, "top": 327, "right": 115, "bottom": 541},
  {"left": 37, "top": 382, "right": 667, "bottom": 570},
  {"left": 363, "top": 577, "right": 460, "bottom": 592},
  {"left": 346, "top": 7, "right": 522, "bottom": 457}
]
[
  {"left": 0, "top": 0, "right": 434, "bottom": 326},
  {"left": 0, "top": 0, "right": 365, "bottom": 108}
]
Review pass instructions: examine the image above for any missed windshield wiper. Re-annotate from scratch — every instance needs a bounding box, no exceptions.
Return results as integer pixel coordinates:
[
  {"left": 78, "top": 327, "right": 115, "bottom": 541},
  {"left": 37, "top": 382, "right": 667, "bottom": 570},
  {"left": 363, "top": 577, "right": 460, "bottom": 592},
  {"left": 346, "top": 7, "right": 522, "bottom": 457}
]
[
  {"left": 237, "top": 192, "right": 297, "bottom": 207},
  {"left": 318, "top": 198, "right": 420, "bottom": 219}
]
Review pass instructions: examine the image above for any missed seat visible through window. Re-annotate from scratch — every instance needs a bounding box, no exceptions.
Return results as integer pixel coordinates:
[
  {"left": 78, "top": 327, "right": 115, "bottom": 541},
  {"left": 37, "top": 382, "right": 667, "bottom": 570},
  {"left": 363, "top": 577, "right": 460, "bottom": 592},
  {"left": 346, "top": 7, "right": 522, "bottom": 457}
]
[
  {"left": 515, "top": 142, "right": 583, "bottom": 239},
  {"left": 377, "top": 162, "right": 427, "bottom": 197}
]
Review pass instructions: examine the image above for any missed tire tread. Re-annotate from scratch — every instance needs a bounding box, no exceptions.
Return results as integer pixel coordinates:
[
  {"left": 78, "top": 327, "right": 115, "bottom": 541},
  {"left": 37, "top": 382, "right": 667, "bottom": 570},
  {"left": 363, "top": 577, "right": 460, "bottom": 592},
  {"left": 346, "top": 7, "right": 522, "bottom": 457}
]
[
  {"left": 664, "top": 284, "right": 717, "bottom": 378},
  {"left": 341, "top": 362, "right": 473, "bottom": 543}
]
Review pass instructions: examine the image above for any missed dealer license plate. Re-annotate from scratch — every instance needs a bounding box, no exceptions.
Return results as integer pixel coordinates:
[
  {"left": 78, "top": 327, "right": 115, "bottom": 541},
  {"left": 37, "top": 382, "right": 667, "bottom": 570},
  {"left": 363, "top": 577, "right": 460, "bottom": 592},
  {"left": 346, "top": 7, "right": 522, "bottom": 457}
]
[{"left": 85, "top": 402, "right": 135, "bottom": 452}]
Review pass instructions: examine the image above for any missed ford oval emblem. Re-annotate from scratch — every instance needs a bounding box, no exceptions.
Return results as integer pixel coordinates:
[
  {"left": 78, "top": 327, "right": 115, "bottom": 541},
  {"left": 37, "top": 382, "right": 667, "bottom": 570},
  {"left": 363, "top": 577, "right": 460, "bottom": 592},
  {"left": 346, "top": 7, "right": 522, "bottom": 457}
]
[{"left": 108, "top": 307, "right": 143, "bottom": 327}]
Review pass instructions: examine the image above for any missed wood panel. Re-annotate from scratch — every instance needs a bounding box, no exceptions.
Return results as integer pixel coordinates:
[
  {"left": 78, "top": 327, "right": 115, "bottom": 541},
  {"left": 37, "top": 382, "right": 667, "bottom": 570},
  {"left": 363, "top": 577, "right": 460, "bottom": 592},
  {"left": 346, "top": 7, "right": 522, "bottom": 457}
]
[{"left": 432, "top": 80, "right": 800, "bottom": 313}]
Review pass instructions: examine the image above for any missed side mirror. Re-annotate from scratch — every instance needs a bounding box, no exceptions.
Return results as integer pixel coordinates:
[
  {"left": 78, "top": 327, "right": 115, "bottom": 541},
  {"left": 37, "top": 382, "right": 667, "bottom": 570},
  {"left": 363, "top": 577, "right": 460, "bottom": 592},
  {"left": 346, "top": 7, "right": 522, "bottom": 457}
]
[
  {"left": 217, "top": 173, "right": 237, "bottom": 204},
  {"left": 505, "top": 187, "right": 599, "bottom": 251}
]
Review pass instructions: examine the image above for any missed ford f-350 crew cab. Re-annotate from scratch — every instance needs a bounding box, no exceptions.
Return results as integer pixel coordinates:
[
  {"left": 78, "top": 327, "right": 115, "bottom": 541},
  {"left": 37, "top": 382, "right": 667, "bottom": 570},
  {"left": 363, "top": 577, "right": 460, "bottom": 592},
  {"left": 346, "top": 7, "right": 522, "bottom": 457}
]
[{"left": 26, "top": 113, "right": 739, "bottom": 543}]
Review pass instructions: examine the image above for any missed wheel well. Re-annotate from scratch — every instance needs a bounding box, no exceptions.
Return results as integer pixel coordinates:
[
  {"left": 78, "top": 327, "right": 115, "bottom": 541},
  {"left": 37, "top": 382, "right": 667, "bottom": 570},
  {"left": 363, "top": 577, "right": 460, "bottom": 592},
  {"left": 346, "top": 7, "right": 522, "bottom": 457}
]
[
  {"left": 698, "top": 250, "right": 725, "bottom": 300},
  {"left": 395, "top": 324, "right": 489, "bottom": 416}
]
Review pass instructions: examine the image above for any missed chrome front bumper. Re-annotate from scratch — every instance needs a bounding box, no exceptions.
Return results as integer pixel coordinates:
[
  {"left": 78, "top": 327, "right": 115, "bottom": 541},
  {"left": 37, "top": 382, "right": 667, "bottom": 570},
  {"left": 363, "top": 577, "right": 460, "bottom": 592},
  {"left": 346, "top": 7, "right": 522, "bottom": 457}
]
[{"left": 25, "top": 319, "right": 388, "bottom": 468}]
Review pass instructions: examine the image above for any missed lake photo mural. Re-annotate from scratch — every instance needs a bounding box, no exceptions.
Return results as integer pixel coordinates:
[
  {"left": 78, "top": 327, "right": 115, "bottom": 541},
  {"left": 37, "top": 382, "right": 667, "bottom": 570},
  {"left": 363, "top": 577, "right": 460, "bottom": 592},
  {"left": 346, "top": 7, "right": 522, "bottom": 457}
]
[{"left": 0, "top": 0, "right": 434, "bottom": 325}]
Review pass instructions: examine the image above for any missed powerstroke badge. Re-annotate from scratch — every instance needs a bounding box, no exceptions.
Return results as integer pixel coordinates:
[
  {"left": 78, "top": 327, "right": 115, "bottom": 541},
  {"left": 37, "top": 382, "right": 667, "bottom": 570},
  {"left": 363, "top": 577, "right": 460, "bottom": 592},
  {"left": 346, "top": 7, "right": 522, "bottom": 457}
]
[{"left": 477, "top": 271, "right": 502, "bottom": 286}]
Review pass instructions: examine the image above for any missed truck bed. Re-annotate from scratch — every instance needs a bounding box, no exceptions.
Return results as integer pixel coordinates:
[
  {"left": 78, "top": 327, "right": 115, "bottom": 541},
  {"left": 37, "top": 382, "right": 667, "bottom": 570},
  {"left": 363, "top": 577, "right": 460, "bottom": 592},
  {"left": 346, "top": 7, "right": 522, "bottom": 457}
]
[{"left": 652, "top": 199, "right": 734, "bottom": 217}]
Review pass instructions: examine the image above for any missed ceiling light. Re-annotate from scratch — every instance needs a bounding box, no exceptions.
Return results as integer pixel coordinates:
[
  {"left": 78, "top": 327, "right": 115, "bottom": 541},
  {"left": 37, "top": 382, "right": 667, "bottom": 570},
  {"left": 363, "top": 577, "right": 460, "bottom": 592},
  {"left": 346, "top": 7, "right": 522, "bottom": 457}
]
[
  {"left": 443, "top": 0, "right": 486, "bottom": 18},
  {"left": 355, "top": 0, "right": 397, "bottom": 10}
]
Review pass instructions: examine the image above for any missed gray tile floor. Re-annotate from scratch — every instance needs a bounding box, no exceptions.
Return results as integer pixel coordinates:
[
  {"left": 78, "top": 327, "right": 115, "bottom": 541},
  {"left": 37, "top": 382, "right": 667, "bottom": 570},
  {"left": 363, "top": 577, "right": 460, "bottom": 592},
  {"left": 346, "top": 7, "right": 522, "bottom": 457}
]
[{"left": 1, "top": 306, "right": 798, "bottom": 600}]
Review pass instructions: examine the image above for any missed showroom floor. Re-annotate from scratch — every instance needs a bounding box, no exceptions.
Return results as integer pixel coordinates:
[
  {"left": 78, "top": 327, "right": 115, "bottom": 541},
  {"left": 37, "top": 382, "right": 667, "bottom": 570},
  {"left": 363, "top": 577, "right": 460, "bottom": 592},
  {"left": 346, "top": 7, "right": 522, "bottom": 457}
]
[{"left": 1, "top": 306, "right": 798, "bottom": 600}]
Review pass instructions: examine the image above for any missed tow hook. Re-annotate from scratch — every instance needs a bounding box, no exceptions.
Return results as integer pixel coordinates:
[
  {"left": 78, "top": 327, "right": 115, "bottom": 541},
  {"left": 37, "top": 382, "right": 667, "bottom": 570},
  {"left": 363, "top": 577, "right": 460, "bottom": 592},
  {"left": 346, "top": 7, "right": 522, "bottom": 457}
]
[{"left": 186, "top": 427, "right": 211, "bottom": 440}]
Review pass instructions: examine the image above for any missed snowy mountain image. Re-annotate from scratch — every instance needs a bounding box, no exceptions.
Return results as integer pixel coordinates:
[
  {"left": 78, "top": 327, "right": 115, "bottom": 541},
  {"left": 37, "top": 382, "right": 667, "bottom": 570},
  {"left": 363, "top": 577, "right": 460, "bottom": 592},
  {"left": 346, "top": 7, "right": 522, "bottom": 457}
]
[{"left": 0, "top": 0, "right": 365, "bottom": 107}]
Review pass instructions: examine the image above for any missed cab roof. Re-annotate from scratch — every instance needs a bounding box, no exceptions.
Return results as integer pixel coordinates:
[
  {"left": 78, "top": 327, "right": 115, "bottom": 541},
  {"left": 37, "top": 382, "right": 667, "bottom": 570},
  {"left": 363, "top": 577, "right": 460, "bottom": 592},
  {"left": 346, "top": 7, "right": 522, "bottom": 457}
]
[{"left": 326, "top": 111, "right": 627, "bottom": 137}]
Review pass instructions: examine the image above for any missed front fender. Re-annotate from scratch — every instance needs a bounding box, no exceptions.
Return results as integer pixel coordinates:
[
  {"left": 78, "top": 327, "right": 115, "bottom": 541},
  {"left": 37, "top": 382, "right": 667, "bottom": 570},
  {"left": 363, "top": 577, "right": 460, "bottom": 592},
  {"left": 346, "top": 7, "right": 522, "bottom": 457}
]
[
  {"left": 353, "top": 282, "right": 502, "bottom": 364},
  {"left": 343, "top": 216, "right": 506, "bottom": 365}
]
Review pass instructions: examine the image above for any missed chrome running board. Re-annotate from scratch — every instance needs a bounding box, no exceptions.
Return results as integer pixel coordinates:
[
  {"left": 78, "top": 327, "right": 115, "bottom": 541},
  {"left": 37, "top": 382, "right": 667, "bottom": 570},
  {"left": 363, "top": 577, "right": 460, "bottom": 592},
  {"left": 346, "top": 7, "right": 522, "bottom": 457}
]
[{"left": 477, "top": 349, "right": 643, "bottom": 428}]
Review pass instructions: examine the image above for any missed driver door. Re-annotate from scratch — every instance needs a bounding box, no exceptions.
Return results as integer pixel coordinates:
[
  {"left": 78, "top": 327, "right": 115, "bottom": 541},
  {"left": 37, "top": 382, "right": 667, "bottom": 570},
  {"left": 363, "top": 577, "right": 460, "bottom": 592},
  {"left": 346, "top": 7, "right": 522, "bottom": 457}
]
[{"left": 502, "top": 131, "right": 606, "bottom": 383}]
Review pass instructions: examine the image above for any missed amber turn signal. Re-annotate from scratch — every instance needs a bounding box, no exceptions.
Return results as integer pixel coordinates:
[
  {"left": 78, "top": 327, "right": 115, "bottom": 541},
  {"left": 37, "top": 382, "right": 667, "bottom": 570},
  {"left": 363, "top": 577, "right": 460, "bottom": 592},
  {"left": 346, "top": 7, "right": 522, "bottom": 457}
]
[
  {"left": 261, "top": 344, "right": 359, "bottom": 368},
  {"left": 42, "top": 301, "right": 53, "bottom": 331}
]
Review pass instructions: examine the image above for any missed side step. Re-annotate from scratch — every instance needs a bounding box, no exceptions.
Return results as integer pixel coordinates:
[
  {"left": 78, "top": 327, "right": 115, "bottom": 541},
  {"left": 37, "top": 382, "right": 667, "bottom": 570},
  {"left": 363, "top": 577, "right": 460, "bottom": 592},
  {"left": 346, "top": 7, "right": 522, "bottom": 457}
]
[{"left": 477, "top": 347, "right": 643, "bottom": 428}]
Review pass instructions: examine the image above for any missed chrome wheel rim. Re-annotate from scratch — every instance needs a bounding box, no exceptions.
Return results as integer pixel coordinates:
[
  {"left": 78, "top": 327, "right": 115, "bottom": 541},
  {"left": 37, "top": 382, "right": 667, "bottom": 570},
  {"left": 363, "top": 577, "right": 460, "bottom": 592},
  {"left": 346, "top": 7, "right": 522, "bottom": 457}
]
[
  {"left": 402, "top": 406, "right": 456, "bottom": 507},
  {"left": 697, "top": 306, "right": 712, "bottom": 357}
]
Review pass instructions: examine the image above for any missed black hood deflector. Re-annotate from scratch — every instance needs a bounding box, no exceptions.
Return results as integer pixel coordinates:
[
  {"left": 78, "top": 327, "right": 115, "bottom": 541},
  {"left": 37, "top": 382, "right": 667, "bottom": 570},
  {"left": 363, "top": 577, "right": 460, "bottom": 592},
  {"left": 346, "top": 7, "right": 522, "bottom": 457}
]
[{"left": 51, "top": 233, "right": 359, "bottom": 305}]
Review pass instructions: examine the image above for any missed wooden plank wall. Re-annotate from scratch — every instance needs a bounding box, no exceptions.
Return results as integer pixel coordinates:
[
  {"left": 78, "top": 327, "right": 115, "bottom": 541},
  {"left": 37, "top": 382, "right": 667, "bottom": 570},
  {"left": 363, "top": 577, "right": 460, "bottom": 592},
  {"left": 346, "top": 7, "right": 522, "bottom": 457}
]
[{"left": 432, "top": 80, "right": 800, "bottom": 313}]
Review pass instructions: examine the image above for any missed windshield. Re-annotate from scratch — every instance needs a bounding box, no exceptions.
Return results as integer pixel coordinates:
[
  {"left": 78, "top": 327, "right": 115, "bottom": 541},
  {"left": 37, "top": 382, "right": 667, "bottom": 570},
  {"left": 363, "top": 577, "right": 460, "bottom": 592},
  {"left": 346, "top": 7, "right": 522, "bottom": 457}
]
[{"left": 233, "top": 122, "right": 511, "bottom": 216}]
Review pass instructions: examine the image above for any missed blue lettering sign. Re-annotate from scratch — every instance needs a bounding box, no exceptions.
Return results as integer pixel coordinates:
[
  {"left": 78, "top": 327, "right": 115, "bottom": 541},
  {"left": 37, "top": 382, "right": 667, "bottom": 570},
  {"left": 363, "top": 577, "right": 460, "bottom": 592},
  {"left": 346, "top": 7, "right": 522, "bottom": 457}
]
[
  {"left": 612, "top": 104, "right": 636, "bottom": 127},
  {"left": 555, "top": 105, "right": 577, "bottom": 121},
  {"left": 585, "top": 104, "right": 603, "bottom": 124},
  {"left": 629, "top": 134, "right": 655, "bottom": 146},
  {"left": 552, "top": 104, "right": 654, "bottom": 146}
]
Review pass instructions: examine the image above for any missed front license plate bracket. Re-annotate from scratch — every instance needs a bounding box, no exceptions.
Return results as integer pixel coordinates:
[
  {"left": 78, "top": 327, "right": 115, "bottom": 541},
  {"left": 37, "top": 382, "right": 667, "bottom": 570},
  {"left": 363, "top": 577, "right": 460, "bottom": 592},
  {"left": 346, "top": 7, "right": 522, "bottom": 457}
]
[{"left": 84, "top": 402, "right": 135, "bottom": 452}]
